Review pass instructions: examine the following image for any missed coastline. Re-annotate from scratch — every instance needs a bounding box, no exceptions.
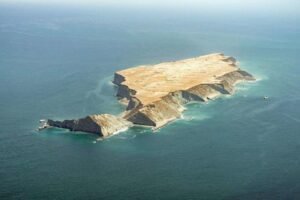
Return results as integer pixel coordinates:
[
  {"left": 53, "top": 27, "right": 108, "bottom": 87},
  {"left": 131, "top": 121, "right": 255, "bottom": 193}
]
[{"left": 43, "top": 53, "right": 255, "bottom": 137}]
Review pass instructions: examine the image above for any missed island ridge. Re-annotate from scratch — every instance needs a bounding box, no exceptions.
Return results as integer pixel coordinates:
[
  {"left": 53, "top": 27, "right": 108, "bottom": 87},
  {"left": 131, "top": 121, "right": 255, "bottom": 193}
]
[{"left": 46, "top": 53, "right": 255, "bottom": 136}]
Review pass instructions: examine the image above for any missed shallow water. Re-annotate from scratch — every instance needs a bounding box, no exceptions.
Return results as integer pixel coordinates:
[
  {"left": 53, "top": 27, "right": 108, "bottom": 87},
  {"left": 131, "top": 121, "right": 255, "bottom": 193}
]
[{"left": 1, "top": 4, "right": 300, "bottom": 200}]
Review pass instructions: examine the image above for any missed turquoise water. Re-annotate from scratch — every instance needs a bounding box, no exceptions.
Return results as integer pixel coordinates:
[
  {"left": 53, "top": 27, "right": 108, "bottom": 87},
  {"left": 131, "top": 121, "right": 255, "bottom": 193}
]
[{"left": 1, "top": 4, "right": 300, "bottom": 200}]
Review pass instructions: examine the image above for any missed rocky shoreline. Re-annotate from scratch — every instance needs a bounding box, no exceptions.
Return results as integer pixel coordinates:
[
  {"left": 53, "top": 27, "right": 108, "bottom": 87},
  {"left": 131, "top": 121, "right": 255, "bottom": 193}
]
[{"left": 43, "top": 53, "right": 255, "bottom": 137}]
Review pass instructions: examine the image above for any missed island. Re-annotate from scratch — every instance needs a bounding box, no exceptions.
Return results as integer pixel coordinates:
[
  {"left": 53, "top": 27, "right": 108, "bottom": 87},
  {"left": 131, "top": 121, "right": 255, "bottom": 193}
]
[{"left": 45, "top": 53, "right": 255, "bottom": 137}]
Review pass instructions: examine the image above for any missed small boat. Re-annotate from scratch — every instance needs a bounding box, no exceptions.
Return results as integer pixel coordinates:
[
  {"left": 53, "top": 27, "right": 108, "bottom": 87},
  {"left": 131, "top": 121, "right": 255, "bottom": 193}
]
[{"left": 263, "top": 96, "right": 269, "bottom": 100}]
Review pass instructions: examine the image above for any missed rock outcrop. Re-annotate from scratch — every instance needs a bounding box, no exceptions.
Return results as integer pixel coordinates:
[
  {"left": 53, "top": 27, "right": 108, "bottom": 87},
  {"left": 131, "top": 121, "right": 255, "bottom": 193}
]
[
  {"left": 45, "top": 53, "right": 255, "bottom": 136},
  {"left": 47, "top": 114, "right": 131, "bottom": 137}
]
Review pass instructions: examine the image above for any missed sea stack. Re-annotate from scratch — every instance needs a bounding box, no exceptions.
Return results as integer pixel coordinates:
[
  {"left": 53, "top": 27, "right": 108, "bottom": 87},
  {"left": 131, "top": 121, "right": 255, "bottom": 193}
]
[{"left": 45, "top": 53, "right": 255, "bottom": 137}]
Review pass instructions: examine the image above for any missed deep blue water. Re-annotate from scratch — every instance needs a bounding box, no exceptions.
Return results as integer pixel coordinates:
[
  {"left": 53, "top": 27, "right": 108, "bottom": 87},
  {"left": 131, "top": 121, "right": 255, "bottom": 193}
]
[{"left": 1, "top": 4, "right": 300, "bottom": 200}]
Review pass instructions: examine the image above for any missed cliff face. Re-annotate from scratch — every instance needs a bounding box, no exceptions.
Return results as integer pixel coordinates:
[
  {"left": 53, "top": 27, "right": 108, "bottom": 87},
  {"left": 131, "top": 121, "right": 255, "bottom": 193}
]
[
  {"left": 46, "top": 53, "right": 255, "bottom": 136},
  {"left": 47, "top": 114, "right": 131, "bottom": 137}
]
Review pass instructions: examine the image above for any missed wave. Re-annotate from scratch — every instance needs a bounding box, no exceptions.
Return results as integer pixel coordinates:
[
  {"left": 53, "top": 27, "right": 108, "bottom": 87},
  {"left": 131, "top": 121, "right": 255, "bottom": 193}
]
[{"left": 84, "top": 75, "right": 114, "bottom": 99}]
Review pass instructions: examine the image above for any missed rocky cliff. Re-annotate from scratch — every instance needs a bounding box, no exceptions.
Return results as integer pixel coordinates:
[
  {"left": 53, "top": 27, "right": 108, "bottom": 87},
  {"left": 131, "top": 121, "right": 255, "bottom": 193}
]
[
  {"left": 114, "top": 53, "right": 255, "bottom": 129},
  {"left": 45, "top": 53, "right": 255, "bottom": 136},
  {"left": 47, "top": 114, "right": 131, "bottom": 137}
]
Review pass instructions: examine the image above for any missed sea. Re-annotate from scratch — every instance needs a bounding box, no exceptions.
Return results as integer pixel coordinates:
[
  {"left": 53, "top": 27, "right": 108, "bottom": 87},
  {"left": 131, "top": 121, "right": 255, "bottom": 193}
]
[{"left": 1, "top": 4, "right": 300, "bottom": 200}]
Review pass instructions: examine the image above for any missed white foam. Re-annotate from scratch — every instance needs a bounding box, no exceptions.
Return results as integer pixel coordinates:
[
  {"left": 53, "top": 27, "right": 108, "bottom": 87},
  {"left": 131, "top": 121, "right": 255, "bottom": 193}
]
[{"left": 104, "top": 127, "right": 129, "bottom": 139}]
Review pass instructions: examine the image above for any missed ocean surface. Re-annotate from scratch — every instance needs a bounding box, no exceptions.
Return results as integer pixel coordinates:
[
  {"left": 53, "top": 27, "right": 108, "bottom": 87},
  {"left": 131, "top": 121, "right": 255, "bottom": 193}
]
[{"left": 1, "top": 4, "right": 300, "bottom": 200}]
